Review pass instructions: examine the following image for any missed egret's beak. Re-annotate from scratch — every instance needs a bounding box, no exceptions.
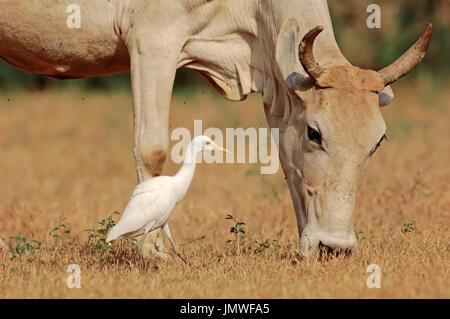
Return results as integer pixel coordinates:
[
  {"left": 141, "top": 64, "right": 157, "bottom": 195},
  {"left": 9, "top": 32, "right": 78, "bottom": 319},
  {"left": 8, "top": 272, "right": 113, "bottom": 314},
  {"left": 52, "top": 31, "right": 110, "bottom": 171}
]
[{"left": 213, "top": 144, "right": 232, "bottom": 154}]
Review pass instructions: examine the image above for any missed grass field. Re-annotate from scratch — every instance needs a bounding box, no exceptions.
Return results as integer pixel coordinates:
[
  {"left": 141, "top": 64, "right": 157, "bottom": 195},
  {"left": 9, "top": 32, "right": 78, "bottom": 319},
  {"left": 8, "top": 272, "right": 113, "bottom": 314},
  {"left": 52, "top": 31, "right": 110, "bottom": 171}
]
[{"left": 0, "top": 81, "right": 448, "bottom": 298}]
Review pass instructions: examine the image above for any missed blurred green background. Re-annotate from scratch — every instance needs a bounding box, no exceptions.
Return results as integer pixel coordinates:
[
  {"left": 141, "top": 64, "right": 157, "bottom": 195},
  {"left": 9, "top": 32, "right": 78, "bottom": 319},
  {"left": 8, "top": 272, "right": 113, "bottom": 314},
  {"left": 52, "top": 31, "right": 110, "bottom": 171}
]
[{"left": 0, "top": 0, "right": 448, "bottom": 93}]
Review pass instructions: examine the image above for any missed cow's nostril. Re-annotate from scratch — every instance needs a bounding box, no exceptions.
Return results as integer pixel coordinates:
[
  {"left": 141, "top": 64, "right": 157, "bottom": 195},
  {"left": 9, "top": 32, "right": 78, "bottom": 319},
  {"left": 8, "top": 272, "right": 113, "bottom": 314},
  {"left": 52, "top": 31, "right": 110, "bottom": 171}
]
[{"left": 318, "top": 242, "right": 352, "bottom": 259}]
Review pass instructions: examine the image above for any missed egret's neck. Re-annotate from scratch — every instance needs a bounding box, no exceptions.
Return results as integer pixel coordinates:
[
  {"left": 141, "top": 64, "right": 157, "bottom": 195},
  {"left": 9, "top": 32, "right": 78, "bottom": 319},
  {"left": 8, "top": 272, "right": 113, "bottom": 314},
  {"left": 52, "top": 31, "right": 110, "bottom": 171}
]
[{"left": 173, "top": 144, "right": 201, "bottom": 201}]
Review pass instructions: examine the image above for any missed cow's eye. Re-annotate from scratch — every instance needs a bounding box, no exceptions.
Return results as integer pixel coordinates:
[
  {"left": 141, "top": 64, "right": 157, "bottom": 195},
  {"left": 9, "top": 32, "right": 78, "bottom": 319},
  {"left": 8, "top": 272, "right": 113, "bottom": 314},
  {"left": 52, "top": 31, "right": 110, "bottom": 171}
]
[{"left": 307, "top": 125, "right": 322, "bottom": 145}]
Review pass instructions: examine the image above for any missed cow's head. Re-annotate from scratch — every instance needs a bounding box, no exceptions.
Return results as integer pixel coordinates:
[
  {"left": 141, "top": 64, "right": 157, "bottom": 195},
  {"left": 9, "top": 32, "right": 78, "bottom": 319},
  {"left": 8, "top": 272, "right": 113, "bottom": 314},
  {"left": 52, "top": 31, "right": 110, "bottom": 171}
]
[{"left": 272, "top": 18, "right": 432, "bottom": 257}]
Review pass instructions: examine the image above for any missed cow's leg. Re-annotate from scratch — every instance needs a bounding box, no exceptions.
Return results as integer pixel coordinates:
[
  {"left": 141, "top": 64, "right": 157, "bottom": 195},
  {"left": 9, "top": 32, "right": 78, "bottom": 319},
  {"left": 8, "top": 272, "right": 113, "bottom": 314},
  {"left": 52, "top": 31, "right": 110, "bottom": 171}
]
[
  {"left": 129, "top": 38, "right": 180, "bottom": 259},
  {"left": 137, "top": 231, "right": 149, "bottom": 268}
]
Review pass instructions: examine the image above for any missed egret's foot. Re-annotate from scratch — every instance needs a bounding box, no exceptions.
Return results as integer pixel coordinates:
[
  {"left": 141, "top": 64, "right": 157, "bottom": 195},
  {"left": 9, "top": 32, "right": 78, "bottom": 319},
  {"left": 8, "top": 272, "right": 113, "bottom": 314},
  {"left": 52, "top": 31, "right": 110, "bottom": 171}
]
[{"left": 175, "top": 250, "right": 189, "bottom": 265}]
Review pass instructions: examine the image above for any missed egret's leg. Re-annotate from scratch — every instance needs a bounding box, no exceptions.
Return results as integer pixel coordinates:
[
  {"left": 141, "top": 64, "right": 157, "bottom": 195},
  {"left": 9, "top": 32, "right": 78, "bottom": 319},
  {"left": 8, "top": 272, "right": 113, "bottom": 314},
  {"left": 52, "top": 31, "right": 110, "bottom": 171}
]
[{"left": 162, "top": 223, "right": 188, "bottom": 264}]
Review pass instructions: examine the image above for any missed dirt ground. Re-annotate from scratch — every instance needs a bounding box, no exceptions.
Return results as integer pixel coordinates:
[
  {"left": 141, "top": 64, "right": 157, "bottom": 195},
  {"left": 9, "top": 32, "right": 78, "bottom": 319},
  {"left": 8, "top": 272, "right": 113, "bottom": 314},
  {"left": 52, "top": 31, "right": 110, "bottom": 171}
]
[{"left": 0, "top": 81, "right": 448, "bottom": 298}]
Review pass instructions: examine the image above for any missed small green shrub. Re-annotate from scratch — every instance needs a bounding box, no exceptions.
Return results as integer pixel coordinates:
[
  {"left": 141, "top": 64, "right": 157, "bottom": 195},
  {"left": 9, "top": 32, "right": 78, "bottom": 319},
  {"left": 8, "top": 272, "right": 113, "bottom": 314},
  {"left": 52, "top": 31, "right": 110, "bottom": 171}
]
[
  {"left": 8, "top": 236, "right": 41, "bottom": 261},
  {"left": 401, "top": 221, "right": 416, "bottom": 235},
  {"left": 86, "top": 211, "right": 120, "bottom": 251},
  {"left": 225, "top": 214, "right": 282, "bottom": 256}
]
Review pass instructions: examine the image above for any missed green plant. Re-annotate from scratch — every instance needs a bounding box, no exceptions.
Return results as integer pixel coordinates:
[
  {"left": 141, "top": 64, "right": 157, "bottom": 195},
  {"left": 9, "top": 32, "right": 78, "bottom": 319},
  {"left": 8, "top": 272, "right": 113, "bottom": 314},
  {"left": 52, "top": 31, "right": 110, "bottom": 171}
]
[
  {"left": 401, "top": 221, "right": 416, "bottom": 235},
  {"left": 356, "top": 230, "right": 366, "bottom": 241},
  {"left": 86, "top": 211, "right": 120, "bottom": 251},
  {"left": 227, "top": 214, "right": 246, "bottom": 239},
  {"left": 49, "top": 217, "right": 71, "bottom": 242},
  {"left": 8, "top": 236, "right": 41, "bottom": 261},
  {"left": 225, "top": 214, "right": 245, "bottom": 256},
  {"left": 129, "top": 238, "right": 138, "bottom": 250},
  {"left": 225, "top": 214, "right": 282, "bottom": 256}
]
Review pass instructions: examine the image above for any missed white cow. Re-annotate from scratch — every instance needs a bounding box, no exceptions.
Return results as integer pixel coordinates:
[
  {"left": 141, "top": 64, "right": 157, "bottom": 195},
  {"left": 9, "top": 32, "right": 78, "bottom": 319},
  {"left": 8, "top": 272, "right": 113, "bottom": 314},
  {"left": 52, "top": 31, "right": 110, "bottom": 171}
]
[{"left": 0, "top": 0, "right": 431, "bottom": 257}]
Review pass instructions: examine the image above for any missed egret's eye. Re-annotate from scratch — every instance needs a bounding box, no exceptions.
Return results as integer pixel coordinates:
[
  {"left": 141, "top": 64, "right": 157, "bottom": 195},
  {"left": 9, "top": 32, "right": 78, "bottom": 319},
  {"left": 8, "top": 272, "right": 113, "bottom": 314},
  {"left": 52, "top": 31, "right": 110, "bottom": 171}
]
[{"left": 307, "top": 125, "right": 322, "bottom": 145}]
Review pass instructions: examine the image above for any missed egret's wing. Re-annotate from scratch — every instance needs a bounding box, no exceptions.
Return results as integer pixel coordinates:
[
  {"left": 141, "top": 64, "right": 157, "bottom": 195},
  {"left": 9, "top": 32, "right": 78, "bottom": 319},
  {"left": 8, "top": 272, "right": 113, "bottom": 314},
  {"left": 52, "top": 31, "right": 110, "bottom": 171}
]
[{"left": 107, "top": 178, "right": 174, "bottom": 241}]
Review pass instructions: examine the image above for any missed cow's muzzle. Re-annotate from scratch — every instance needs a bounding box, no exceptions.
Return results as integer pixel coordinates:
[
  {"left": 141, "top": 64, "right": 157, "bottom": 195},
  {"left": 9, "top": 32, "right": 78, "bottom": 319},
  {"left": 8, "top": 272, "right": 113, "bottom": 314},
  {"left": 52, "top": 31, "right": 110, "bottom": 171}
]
[{"left": 299, "top": 225, "right": 357, "bottom": 258}]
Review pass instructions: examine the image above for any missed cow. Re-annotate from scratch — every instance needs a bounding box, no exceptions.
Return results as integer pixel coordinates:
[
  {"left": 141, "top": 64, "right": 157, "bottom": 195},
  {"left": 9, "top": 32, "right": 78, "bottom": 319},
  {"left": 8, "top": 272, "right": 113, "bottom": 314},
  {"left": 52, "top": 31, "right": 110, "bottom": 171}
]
[{"left": 0, "top": 0, "right": 431, "bottom": 258}]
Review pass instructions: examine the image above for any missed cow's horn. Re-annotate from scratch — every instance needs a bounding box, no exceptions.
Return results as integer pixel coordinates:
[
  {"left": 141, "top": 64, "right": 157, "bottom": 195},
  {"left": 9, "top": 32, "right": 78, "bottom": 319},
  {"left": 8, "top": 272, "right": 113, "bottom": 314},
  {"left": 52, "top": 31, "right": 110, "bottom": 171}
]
[
  {"left": 378, "top": 23, "right": 432, "bottom": 86},
  {"left": 298, "top": 25, "right": 325, "bottom": 81}
]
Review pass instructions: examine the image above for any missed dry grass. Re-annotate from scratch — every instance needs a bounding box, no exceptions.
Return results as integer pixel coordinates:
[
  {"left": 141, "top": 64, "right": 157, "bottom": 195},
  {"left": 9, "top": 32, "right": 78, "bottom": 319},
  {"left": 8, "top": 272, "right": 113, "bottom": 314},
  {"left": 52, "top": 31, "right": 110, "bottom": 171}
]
[{"left": 0, "top": 82, "right": 448, "bottom": 298}]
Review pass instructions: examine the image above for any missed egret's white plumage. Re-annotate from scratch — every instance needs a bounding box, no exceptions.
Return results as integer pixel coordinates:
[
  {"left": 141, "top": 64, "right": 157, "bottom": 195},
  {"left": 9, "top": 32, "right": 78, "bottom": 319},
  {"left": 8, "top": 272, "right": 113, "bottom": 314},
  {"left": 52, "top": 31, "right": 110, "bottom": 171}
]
[{"left": 106, "top": 136, "right": 230, "bottom": 265}]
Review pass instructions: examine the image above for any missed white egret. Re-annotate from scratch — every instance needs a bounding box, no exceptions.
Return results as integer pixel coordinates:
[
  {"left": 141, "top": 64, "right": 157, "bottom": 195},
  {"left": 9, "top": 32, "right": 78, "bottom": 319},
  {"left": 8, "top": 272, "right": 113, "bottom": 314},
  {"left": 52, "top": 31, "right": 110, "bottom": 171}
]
[{"left": 106, "top": 135, "right": 230, "bottom": 266}]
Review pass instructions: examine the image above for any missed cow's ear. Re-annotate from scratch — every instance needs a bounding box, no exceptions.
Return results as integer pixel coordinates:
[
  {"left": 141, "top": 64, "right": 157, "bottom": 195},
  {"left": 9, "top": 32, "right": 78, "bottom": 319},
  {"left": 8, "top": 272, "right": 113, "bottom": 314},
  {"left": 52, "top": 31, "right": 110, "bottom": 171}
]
[
  {"left": 285, "top": 72, "right": 314, "bottom": 91},
  {"left": 379, "top": 86, "right": 394, "bottom": 107},
  {"left": 276, "top": 17, "right": 304, "bottom": 87}
]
